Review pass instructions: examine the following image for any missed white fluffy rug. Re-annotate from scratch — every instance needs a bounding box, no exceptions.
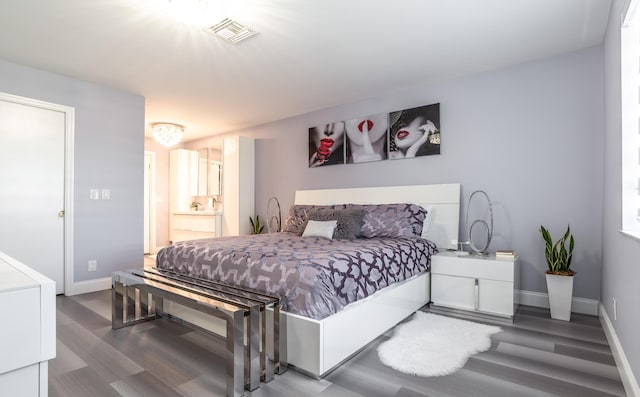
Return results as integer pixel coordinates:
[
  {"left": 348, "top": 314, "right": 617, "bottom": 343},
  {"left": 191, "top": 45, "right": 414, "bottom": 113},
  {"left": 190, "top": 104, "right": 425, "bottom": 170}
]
[{"left": 377, "top": 312, "right": 502, "bottom": 377}]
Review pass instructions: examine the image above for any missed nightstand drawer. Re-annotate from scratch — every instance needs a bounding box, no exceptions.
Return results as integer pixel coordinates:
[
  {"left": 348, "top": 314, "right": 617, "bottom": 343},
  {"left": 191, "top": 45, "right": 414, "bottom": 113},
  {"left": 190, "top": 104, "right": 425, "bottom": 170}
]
[{"left": 431, "top": 253, "right": 514, "bottom": 282}]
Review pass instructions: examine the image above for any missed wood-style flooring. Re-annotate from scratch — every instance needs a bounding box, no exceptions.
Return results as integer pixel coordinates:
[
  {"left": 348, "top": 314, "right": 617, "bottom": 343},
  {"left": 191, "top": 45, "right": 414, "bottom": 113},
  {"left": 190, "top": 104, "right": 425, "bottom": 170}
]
[{"left": 50, "top": 288, "right": 626, "bottom": 397}]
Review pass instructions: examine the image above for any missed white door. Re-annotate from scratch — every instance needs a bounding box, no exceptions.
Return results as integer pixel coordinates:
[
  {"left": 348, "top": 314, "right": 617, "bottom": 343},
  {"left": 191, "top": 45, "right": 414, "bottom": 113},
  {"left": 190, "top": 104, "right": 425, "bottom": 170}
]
[
  {"left": 144, "top": 151, "right": 156, "bottom": 254},
  {"left": 0, "top": 98, "right": 66, "bottom": 293},
  {"left": 144, "top": 152, "right": 151, "bottom": 254}
]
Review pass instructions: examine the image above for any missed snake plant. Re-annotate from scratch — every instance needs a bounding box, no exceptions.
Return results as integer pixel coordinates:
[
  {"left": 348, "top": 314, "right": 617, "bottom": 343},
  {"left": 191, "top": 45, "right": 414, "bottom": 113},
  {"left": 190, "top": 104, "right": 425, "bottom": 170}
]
[
  {"left": 249, "top": 215, "right": 264, "bottom": 235},
  {"left": 539, "top": 225, "right": 575, "bottom": 275}
]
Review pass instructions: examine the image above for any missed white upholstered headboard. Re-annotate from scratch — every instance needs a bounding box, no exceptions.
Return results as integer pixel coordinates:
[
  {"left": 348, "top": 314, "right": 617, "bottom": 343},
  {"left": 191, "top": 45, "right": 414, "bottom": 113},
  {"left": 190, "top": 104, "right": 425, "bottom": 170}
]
[{"left": 294, "top": 184, "right": 461, "bottom": 249}]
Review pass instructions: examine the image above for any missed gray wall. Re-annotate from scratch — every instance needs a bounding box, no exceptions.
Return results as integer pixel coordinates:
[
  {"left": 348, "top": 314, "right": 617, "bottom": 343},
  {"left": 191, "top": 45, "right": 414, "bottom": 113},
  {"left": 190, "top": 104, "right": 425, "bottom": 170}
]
[
  {"left": 221, "top": 46, "right": 605, "bottom": 300},
  {"left": 0, "top": 58, "right": 145, "bottom": 283},
  {"left": 602, "top": 0, "right": 640, "bottom": 381}
]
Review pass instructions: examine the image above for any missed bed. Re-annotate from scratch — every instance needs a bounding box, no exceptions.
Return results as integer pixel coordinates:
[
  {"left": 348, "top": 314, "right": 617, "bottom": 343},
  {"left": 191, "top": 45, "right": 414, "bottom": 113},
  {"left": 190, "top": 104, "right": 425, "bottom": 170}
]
[{"left": 156, "top": 183, "right": 460, "bottom": 377}]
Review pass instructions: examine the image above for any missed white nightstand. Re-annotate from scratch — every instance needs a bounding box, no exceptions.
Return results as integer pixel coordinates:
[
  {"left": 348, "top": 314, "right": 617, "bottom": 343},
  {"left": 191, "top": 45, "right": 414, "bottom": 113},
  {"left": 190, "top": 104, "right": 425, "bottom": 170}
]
[{"left": 430, "top": 251, "right": 519, "bottom": 320}]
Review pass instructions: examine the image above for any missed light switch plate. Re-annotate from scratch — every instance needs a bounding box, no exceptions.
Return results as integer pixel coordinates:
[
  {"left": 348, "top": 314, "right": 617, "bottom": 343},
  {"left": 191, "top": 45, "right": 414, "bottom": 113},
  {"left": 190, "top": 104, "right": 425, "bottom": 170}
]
[{"left": 90, "top": 189, "right": 99, "bottom": 200}]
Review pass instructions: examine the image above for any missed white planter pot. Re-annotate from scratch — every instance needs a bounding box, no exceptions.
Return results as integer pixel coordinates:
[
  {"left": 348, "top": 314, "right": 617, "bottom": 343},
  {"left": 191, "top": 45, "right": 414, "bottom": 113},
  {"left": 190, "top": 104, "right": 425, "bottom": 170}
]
[{"left": 545, "top": 273, "right": 574, "bottom": 321}]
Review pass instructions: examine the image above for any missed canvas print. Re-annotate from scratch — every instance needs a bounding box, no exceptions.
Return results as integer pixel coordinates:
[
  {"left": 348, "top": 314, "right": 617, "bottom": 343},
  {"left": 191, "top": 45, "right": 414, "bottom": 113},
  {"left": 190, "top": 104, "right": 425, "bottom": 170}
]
[
  {"left": 388, "top": 103, "right": 440, "bottom": 159},
  {"left": 345, "top": 113, "right": 388, "bottom": 164},
  {"left": 308, "top": 122, "right": 345, "bottom": 167},
  {"left": 308, "top": 104, "right": 440, "bottom": 168}
]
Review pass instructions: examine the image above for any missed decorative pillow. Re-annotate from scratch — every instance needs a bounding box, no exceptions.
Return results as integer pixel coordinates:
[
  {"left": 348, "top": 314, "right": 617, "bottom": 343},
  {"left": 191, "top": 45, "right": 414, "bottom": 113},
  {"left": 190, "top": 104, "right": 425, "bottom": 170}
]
[
  {"left": 282, "top": 205, "right": 315, "bottom": 235},
  {"left": 307, "top": 208, "right": 366, "bottom": 239},
  {"left": 282, "top": 204, "right": 348, "bottom": 235},
  {"left": 302, "top": 220, "right": 337, "bottom": 239},
  {"left": 348, "top": 203, "right": 428, "bottom": 238},
  {"left": 420, "top": 205, "right": 434, "bottom": 237}
]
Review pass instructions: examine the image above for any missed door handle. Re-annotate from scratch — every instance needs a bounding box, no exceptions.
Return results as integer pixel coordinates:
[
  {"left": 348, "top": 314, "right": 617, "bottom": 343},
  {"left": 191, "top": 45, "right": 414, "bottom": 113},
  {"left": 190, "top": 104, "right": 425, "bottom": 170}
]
[
  {"left": 474, "top": 278, "right": 479, "bottom": 311},
  {"left": 58, "top": 210, "right": 65, "bottom": 218}
]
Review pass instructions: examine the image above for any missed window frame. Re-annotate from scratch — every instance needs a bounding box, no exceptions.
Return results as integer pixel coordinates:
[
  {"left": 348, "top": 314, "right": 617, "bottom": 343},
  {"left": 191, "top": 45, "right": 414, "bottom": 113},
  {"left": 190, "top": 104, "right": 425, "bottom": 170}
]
[{"left": 621, "top": 0, "right": 640, "bottom": 240}]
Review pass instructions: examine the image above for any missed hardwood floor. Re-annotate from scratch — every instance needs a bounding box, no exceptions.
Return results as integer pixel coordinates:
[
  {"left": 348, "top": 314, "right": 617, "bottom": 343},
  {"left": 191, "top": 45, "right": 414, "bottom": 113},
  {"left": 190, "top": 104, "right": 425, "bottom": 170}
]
[{"left": 50, "top": 289, "right": 626, "bottom": 397}]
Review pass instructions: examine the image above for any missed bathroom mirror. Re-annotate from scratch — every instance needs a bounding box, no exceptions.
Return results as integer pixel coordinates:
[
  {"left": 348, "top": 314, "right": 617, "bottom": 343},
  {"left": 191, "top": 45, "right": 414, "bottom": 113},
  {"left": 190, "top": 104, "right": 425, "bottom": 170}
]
[
  {"left": 208, "top": 142, "right": 222, "bottom": 197},
  {"left": 197, "top": 148, "right": 208, "bottom": 196},
  {"left": 189, "top": 140, "right": 223, "bottom": 200}
]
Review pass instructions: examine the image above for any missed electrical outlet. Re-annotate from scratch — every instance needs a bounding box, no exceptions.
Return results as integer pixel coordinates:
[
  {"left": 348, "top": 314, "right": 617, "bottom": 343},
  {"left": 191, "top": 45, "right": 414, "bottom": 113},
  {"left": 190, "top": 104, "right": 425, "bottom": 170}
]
[
  {"left": 88, "top": 260, "right": 97, "bottom": 272},
  {"left": 613, "top": 298, "right": 617, "bottom": 321},
  {"left": 90, "top": 189, "right": 99, "bottom": 200},
  {"left": 101, "top": 189, "right": 110, "bottom": 200}
]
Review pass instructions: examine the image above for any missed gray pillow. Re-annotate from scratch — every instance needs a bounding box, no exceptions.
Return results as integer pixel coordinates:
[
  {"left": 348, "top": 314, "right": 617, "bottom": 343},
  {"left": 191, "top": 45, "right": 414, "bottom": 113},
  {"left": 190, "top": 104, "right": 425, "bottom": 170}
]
[
  {"left": 282, "top": 205, "right": 315, "bottom": 235},
  {"left": 307, "top": 208, "right": 366, "bottom": 239},
  {"left": 282, "top": 204, "right": 348, "bottom": 235},
  {"left": 347, "top": 203, "right": 428, "bottom": 238}
]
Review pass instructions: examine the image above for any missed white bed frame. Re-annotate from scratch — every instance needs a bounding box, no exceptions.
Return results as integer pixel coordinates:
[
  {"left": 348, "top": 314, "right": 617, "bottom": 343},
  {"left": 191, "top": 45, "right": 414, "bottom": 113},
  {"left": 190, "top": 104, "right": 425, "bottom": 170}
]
[{"left": 163, "top": 183, "right": 460, "bottom": 378}]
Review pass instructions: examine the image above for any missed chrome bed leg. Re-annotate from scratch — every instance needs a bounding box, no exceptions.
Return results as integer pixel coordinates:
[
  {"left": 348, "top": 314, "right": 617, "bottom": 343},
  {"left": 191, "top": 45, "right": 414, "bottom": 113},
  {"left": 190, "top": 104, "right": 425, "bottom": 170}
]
[
  {"left": 112, "top": 280, "right": 125, "bottom": 329},
  {"left": 141, "top": 292, "right": 154, "bottom": 316},
  {"left": 134, "top": 288, "right": 141, "bottom": 319},
  {"left": 111, "top": 276, "right": 161, "bottom": 330},
  {"left": 262, "top": 304, "right": 274, "bottom": 382},
  {"left": 123, "top": 285, "right": 130, "bottom": 323},
  {"left": 227, "top": 310, "right": 245, "bottom": 397},
  {"left": 274, "top": 304, "right": 288, "bottom": 374},
  {"left": 245, "top": 306, "right": 260, "bottom": 391}
]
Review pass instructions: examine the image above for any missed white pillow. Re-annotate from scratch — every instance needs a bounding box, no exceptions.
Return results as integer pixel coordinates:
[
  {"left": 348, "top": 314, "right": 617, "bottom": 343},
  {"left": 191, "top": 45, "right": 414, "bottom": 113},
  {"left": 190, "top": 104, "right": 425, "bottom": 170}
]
[
  {"left": 302, "top": 220, "right": 337, "bottom": 239},
  {"left": 421, "top": 205, "right": 434, "bottom": 238}
]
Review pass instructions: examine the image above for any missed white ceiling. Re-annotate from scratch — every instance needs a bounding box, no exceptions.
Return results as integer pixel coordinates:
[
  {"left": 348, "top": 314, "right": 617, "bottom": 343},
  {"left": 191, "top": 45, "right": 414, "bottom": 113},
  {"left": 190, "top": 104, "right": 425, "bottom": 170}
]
[{"left": 0, "top": 0, "right": 612, "bottom": 141}]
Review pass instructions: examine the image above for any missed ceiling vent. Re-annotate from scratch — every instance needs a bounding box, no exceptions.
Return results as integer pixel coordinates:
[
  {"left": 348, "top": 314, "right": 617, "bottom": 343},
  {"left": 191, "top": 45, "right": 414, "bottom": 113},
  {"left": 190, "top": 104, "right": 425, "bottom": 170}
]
[{"left": 205, "top": 18, "right": 257, "bottom": 44}]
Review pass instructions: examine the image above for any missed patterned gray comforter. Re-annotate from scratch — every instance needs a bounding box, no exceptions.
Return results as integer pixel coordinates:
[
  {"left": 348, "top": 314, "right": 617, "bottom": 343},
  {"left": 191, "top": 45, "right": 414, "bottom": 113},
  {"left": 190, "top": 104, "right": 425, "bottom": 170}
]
[{"left": 156, "top": 233, "right": 437, "bottom": 320}]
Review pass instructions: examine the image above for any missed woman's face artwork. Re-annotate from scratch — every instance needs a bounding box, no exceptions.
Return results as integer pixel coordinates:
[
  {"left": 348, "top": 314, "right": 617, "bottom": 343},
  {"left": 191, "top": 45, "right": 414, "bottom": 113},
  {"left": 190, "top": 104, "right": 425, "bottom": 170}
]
[
  {"left": 344, "top": 114, "right": 388, "bottom": 145},
  {"left": 310, "top": 122, "right": 345, "bottom": 164},
  {"left": 393, "top": 115, "right": 428, "bottom": 149}
]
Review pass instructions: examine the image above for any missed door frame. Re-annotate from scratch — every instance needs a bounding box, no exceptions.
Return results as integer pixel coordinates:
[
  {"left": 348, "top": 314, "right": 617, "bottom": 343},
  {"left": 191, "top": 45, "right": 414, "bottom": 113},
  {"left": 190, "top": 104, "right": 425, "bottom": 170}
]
[
  {"left": 0, "top": 92, "right": 75, "bottom": 295},
  {"left": 144, "top": 151, "right": 157, "bottom": 254}
]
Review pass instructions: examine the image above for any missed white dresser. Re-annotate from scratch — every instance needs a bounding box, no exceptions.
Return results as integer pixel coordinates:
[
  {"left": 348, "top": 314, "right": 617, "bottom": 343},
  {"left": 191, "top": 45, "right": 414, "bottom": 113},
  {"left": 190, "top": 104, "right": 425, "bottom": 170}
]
[
  {"left": 431, "top": 251, "right": 519, "bottom": 320},
  {"left": 170, "top": 211, "right": 222, "bottom": 243},
  {"left": 0, "top": 251, "right": 56, "bottom": 397}
]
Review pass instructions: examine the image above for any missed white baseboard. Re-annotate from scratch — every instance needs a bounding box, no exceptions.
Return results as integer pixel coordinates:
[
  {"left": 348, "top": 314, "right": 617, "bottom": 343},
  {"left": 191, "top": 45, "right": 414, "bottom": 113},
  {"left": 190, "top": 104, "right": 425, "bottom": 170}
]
[
  {"left": 516, "top": 290, "right": 599, "bottom": 316},
  {"left": 67, "top": 277, "right": 111, "bottom": 296},
  {"left": 599, "top": 303, "right": 640, "bottom": 397}
]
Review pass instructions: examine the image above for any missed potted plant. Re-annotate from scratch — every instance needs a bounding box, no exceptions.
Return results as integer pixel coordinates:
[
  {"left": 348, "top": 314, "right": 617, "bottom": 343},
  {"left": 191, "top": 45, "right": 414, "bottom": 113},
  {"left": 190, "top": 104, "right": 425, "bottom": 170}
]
[
  {"left": 539, "top": 225, "right": 575, "bottom": 321},
  {"left": 249, "top": 215, "right": 264, "bottom": 235}
]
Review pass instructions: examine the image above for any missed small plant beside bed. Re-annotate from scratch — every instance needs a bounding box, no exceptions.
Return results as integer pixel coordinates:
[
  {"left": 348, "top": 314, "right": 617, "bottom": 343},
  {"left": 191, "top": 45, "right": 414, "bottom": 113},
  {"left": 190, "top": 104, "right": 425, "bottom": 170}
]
[{"left": 250, "top": 215, "right": 264, "bottom": 234}]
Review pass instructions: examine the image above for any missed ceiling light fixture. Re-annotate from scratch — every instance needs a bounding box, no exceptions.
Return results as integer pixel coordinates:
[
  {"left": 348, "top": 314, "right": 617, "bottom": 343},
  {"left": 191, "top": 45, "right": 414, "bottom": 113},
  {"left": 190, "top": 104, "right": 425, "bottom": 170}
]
[
  {"left": 157, "top": 0, "right": 258, "bottom": 44},
  {"left": 151, "top": 122, "right": 184, "bottom": 146},
  {"left": 205, "top": 18, "right": 257, "bottom": 44}
]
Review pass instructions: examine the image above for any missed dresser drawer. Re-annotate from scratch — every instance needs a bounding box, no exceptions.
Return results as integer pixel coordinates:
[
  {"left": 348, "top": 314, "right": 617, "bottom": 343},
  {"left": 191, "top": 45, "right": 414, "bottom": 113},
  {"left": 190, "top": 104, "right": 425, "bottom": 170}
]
[{"left": 172, "top": 214, "right": 217, "bottom": 232}]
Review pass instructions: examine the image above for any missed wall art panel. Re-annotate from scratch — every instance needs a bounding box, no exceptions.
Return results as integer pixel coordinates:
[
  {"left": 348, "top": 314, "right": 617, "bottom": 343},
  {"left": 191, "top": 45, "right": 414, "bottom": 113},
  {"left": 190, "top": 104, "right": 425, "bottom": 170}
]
[{"left": 308, "top": 103, "right": 439, "bottom": 167}]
